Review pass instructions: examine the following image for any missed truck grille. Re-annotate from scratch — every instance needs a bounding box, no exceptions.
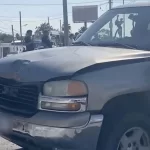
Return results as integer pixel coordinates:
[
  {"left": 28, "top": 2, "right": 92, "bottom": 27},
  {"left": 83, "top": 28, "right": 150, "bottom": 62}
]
[{"left": 0, "top": 80, "right": 39, "bottom": 116}]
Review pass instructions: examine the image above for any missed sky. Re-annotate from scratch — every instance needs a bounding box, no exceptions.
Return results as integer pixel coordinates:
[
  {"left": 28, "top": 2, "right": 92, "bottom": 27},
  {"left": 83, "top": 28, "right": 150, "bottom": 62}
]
[{"left": 0, "top": 0, "right": 148, "bottom": 36}]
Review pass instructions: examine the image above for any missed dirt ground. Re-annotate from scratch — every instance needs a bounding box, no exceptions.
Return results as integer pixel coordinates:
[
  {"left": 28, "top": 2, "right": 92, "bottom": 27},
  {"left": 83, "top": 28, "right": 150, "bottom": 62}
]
[{"left": 0, "top": 138, "right": 20, "bottom": 150}]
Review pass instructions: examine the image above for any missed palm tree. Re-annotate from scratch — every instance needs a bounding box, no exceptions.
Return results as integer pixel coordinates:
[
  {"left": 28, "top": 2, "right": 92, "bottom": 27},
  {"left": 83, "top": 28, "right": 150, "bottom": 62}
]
[
  {"left": 35, "top": 23, "right": 53, "bottom": 33},
  {"left": 35, "top": 22, "right": 54, "bottom": 38}
]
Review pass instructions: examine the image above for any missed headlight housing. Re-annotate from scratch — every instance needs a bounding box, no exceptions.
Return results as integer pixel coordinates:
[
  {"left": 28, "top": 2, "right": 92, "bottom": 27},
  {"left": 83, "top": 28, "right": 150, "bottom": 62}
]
[
  {"left": 38, "top": 80, "right": 88, "bottom": 112},
  {"left": 43, "top": 80, "right": 88, "bottom": 97}
]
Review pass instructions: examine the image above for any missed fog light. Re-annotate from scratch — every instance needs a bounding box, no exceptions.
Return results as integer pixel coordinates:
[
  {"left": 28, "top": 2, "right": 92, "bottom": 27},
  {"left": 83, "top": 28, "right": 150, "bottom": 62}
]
[{"left": 41, "top": 101, "right": 81, "bottom": 111}]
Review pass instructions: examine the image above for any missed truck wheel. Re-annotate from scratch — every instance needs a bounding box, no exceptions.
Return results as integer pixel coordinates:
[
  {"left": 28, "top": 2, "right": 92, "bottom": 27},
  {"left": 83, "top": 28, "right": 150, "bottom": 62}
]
[{"left": 97, "top": 113, "right": 150, "bottom": 150}]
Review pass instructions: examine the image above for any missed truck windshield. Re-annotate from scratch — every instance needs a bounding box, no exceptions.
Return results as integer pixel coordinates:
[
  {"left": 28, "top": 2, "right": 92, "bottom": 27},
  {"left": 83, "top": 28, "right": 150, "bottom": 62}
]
[{"left": 76, "top": 7, "right": 150, "bottom": 50}]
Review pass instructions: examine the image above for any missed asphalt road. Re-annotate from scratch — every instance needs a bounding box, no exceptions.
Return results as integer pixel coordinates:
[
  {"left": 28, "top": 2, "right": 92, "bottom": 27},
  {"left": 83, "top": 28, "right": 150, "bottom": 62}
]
[
  {"left": 0, "top": 138, "right": 20, "bottom": 150},
  {"left": 0, "top": 138, "right": 40, "bottom": 150}
]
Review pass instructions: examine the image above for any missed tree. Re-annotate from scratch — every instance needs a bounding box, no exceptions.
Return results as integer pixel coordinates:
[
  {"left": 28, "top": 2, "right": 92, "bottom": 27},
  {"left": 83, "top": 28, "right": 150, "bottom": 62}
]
[
  {"left": 35, "top": 23, "right": 53, "bottom": 39},
  {"left": 36, "top": 23, "right": 53, "bottom": 33},
  {"left": 0, "top": 33, "right": 13, "bottom": 43},
  {"left": 62, "top": 23, "right": 71, "bottom": 33},
  {"left": 78, "top": 26, "right": 87, "bottom": 33}
]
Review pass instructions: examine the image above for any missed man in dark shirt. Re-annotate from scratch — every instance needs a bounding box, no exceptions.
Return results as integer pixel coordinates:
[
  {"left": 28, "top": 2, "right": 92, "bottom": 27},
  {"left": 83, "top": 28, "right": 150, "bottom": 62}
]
[
  {"left": 24, "top": 30, "right": 34, "bottom": 51},
  {"left": 42, "top": 30, "right": 52, "bottom": 48}
]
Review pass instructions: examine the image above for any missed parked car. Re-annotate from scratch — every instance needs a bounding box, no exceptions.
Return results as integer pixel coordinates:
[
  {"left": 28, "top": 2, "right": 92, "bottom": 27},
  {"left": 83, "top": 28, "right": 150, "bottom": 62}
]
[{"left": 0, "top": 2, "right": 150, "bottom": 150}]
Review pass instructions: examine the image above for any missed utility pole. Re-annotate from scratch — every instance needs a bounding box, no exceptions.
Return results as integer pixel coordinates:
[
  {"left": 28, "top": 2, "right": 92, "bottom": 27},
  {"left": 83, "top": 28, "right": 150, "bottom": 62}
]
[
  {"left": 11, "top": 25, "right": 14, "bottom": 42},
  {"left": 123, "top": 0, "right": 125, "bottom": 37},
  {"left": 19, "top": 11, "right": 22, "bottom": 43},
  {"left": 60, "top": 20, "right": 62, "bottom": 46},
  {"left": 60, "top": 20, "right": 62, "bottom": 32},
  {"left": 109, "top": 0, "right": 112, "bottom": 10},
  {"left": 63, "top": 0, "right": 69, "bottom": 46},
  {"left": 109, "top": 0, "right": 113, "bottom": 37},
  {"left": 48, "top": 17, "right": 50, "bottom": 26}
]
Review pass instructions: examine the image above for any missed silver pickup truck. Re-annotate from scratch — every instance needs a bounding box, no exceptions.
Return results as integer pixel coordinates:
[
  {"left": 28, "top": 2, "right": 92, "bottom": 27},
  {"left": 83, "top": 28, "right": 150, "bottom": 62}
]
[{"left": 0, "top": 2, "right": 150, "bottom": 150}]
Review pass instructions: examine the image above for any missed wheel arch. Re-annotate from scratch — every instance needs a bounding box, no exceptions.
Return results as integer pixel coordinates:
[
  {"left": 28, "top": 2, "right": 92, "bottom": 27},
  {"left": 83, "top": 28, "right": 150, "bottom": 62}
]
[
  {"left": 97, "top": 91, "right": 150, "bottom": 150},
  {"left": 101, "top": 91, "right": 150, "bottom": 116}
]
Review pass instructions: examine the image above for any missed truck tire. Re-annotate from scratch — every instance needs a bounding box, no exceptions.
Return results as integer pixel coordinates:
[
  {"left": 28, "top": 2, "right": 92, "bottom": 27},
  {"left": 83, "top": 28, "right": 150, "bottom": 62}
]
[{"left": 97, "top": 113, "right": 150, "bottom": 150}]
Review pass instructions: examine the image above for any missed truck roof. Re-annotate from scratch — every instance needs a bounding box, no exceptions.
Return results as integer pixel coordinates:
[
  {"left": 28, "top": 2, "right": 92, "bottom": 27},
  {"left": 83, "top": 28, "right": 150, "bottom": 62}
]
[{"left": 113, "top": 2, "right": 150, "bottom": 9}]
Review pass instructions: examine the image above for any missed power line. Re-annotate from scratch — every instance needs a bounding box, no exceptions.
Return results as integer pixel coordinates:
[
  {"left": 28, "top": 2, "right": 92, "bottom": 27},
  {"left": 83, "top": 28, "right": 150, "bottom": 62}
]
[
  {"left": 0, "top": 29, "right": 11, "bottom": 34},
  {"left": 67, "top": 0, "right": 108, "bottom": 5},
  {"left": 0, "top": 14, "right": 73, "bottom": 23},
  {"left": 0, "top": 25, "right": 12, "bottom": 33},
  {"left": 0, "top": 1, "right": 130, "bottom": 24},
  {"left": 0, "top": 13, "right": 71, "bottom": 21},
  {"left": 0, "top": 20, "right": 12, "bottom": 30},
  {"left": 0, "top": 12, "right": 72, "bottom": 19},
  {"left": 0, "top": 1, "right": 131, "bottom": 20},
  {"left": 13, "top": 29, "right": 20, "bottom": 33},
  {"left": 0, "top": 26, "right": 11, "bottom": 30},
  {"left": 0, "top": 1, "right": 109, "bottom": 21},
  {"left": 0, "top": 0, "right": 135, "bottom": 28},
  {"left": 0, "top": 1, "right": 107, "bottom": 6},
  {"left": 0, "top": 26, "right": 9, "bottom": 30},
  {"left": 0, "top": 0, "right": 133, "bottom": 6}
]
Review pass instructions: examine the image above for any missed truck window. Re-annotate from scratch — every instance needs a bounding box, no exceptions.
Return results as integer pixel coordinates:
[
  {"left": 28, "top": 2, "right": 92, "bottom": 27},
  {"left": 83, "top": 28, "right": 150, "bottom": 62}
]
[{"left": 77, "top": 7, "right": 150, "bottom": 50}]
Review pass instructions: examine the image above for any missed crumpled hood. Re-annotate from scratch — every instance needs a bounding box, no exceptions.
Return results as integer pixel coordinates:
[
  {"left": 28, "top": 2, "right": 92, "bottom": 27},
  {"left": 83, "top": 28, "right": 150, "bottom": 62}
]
[{"left": 0, "top": 46, "right": 149, "bottom": 82}]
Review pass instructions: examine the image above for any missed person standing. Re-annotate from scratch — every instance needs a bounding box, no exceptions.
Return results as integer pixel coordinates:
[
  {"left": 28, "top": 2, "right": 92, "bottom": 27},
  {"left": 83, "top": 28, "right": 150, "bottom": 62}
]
[
  {"left": 68, "top": 34, "right": 74, "bottom": 46},
  {"left": 24, "top": 30, "right": 34, "bottom": 51},
  {"left": 42, "top": 30, "right": 52, "bottom": 48}
]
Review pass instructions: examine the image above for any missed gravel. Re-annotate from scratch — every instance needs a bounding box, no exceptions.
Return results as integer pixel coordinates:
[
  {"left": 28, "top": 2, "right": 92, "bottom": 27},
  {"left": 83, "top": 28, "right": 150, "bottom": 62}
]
[{"left": 0, "top": 138, "right": 20, "bottom": 150}]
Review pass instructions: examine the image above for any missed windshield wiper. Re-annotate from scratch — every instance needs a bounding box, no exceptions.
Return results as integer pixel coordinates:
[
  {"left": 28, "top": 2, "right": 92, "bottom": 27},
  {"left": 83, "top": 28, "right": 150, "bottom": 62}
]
[
  {"left": 93, "top": 42, "right": 137, "bottom": 50},
  {"left": 72, "top": 41, "right": 91, "bottom": 46}
]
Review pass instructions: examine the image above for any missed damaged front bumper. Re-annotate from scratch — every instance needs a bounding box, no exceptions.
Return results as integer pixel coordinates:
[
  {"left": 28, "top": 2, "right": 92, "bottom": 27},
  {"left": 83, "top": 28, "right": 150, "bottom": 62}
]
[{"left": 1, "top": 112, "right": 103, "bottom": 150}]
